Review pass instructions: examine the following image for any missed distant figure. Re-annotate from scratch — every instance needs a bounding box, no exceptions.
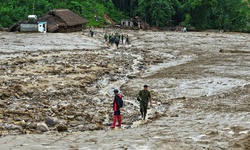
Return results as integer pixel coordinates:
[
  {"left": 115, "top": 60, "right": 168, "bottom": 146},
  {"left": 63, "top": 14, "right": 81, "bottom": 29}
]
[
  {"left": 89, "top": 28, "right": 94, "bottom": 37},
  {"left": 125, "top": 35, "right": 129, "bottom": 45},
  {"left": 104, "top": 33, "right": 108, "bottom": 42},
  {"left": 94, "top": 14, "right": 97, "bottom": 21},
  {"left": 114, "top": 33, "right": 120, "bottom": 49},
  {"left": 90, "top": 30, "right": 94, "bottom": 37},
  {"left": 108, "top": 33, "right": 111, "bottom": 44},
  {"left": 121, "top": 34, "right": 124, "bottom": 44},
  {"left": 110, "top": 34, "right": 115, "bottom": 46},
  {"left": 182, "top": 27, "right": 187, "bottom": 32}
]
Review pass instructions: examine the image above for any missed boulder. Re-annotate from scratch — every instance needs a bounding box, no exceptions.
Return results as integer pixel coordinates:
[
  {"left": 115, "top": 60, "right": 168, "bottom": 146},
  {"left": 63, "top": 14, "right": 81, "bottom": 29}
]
[{"left": 36, "top": 122, "right": 49, "bottom": 132}]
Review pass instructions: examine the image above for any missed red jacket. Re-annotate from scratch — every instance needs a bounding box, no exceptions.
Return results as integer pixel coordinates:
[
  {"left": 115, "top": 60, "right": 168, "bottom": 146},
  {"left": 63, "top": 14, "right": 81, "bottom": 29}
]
[{"left": 113, "top": 94, "right": 123, "bottom": 111}]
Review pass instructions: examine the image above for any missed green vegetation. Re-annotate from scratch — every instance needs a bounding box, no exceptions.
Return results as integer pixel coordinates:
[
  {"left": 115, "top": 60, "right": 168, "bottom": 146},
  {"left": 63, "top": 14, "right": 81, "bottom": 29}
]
[{"left": 0, "top": 0, "right": 250, "bottom": 32}]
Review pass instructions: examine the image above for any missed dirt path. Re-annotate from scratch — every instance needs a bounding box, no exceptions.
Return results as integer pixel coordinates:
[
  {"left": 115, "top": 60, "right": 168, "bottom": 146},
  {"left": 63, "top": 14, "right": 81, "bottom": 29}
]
[{"left": 0, "top": 29, "right": 250, "bottom": 149}]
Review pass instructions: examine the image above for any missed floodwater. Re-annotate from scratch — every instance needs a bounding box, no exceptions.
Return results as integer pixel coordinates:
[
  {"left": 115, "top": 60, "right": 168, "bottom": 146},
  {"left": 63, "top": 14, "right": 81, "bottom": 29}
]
[{"left": 0, "top": 29, "right": 250, "bottom": 149}]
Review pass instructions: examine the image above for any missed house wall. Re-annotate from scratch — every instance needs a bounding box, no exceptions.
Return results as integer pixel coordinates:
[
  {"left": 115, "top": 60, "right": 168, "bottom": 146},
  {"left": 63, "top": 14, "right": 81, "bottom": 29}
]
[
  {"left": 20, "top": 23, "right": 38, "bottom": 32},
  {"left": 121, "top": 20, "right": 133, "bottom": 27},
  {"left": 55, "top": 25, "right": 83, "bottom": 33},
  {"left": 38, "top": 22, "right": 47, "bottom": 33}
]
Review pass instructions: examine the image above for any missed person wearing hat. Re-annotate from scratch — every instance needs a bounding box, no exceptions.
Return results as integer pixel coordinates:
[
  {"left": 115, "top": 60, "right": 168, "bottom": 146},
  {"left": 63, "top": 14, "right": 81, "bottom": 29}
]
[
  {"left": 137, "top": 85, "right": 152, "bottom": 120},
  {"left": 111, "top": 89, "right": 123, "bottom": 129}
]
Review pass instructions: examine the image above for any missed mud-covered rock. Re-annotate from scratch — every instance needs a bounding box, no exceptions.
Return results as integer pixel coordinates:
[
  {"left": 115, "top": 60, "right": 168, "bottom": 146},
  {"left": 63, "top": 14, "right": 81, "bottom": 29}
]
[
  {"left": 45, "top": 117, "right": 58, "bottom": 127},
  {"left": 36, "top": 122, "right": 49, "bottom": 132},
  {"left": 57, "top": 123, "right": 68, "bottom": 132}
]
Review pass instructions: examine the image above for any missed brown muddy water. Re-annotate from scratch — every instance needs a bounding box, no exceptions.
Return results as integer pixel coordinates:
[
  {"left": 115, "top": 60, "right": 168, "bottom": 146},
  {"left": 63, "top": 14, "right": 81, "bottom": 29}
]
[{"left": 0, "top": 29, "right": 250, "bottom": 150}]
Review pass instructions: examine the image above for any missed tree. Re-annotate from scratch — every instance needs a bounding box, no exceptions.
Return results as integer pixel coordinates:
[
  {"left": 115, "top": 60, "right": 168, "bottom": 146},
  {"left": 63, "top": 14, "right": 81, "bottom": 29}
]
[
  {"left": 183, "top": 0, "right": 217, "bottom": 30},
  {"left": 210, "top": 0, "right": 249, "bottom": 31},
  {"left": 136, "top": 0, "right": 174, "bottom": 27},
  {"left": 150, "top": 0, "right": 175, "bottom": 27},
  {"left": 170, "top": 0, "right": 183, "bottom": 25}
]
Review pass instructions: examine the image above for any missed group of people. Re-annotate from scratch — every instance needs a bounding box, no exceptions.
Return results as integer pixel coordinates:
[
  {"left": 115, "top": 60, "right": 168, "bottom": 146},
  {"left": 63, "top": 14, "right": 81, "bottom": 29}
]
[
  {"left": 87, "top": 28, "right": 130, "bottom": 49},
  {"left": 87, "top": 28, "right": 150, "bottom": 129},
  {"left": 111, "top": 85, "right": 152, "bottom": 129},
  {"left": 104, "top": 33, "right": 129, "bottom": 49}
]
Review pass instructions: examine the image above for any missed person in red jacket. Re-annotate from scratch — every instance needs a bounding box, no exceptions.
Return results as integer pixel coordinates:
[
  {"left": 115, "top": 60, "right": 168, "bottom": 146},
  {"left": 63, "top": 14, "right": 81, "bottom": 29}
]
[{"left": 111, "top": 89, "right": 123, "bottom": 129}]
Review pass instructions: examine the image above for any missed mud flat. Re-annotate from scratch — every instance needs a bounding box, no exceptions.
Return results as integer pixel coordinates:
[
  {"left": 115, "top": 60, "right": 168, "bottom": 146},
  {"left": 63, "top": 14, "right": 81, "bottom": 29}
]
[{"left": 0, "top": 29, "right": 250, "bottom": 149}]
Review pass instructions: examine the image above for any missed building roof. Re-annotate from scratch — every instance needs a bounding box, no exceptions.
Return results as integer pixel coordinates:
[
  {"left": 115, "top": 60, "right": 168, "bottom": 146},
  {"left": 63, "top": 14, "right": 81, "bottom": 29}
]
[
  {"left": 8, "top": 9, "right": 89, "bottom": 32},
  {"left": 37, "top": 9, "right": 89, "bottom": 32},
  {"left": 49, "top": 9, "right": 89, "bottom": 26}
]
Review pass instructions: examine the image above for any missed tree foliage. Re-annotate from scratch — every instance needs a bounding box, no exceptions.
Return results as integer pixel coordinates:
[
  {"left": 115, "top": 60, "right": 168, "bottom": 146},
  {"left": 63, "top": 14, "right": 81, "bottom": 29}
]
[
  {"left": 183, "top": 0, "right": 218, "bottom": 30},
  {"left": 136, "top": 0, "right": 174, "bottom": 27},
  {"left": 0, "top": 0, "right": 249, "bottom": 32},
  {"left": 210, "top": 0, "right": 250, "bottom": 31}
]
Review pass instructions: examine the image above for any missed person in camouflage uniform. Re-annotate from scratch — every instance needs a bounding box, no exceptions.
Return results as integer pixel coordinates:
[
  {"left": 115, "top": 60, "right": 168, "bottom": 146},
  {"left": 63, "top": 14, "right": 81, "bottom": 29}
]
[
  {"left": 104, "top": 33, "right": 108, "bottom": 43},
  {"left": 138, "top": 85, "right": 152, "bottom": 120}
]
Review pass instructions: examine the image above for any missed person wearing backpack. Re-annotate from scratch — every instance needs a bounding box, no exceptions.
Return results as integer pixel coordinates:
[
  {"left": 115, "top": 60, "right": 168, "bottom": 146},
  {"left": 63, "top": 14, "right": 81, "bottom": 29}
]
[
  {"left": 137, "top": 85, "right": 152, "bottom": 120},
  {"left": 114, "top": 33, "right": 120, "bottom": 49},
  {"left": 111, "top": 89, "right": 123, "bottom": 129}
]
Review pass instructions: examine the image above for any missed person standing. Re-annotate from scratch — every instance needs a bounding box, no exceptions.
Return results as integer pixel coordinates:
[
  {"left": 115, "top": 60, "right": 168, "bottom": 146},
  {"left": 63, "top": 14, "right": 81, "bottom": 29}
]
[
  {"left": 108, "top": 33, "right": 111, "bottom": 44},
  {"left": 89, "top": 27, "right": 94, "bottom": 37},
  {"left": 125, "top": 35, "right": 129, "bottom": 45},
  {"left": 90, "top": 29, "right": 94, "bottom": 37},
  {"left": 137, "top": 85, "right": 152, "bottom": 120},
  {"left": 111, "top": 89, "right": 123, "bottom": 129},
  {"left": 121, "top": 34, "right": 124, "bottom": 44},
  {"left": 104, "top": 33, "right": 108, "bottom": 43},
  {"left": 114, "top": 33, "right": 120, "bottom": 49},
  {"left": 110, "top": 34, "right": 115, "bottom": 46}
]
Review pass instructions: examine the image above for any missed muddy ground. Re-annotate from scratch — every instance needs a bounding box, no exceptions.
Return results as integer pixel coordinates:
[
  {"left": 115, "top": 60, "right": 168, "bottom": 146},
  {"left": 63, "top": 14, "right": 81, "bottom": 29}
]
[{"left": 0, "top": 29, "right": 250, "bottom": 150}]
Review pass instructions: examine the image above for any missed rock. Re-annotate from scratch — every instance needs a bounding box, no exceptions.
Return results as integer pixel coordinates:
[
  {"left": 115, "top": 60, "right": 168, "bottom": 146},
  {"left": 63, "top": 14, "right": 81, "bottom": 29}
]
[
  {"left": 45, "top": 117, "right": 58, "bottom": 127},
  {"left": 26, "top": 122, "right": 37, "bottom": 130},
  {"left": 36, "top": 122, "right": 49, "bottom": 132},
  {"left": 5, "top": 124, "right": 23, "bottom": 131},
  {"left": 110, "top": 76, "right": 118, "bottom": 81},
  {"left": 109, "top": 70, "right": 115, "bottom": 75},
  {"left": 14, "top": 93, "right": 21, "bottom": 99},
  {"left": 57, "top": 123, "right": 68, "bottom": 132},
  {"left": 68, "top": 121, "right": 82, "bottom": 127},
  {"left": 92, "top": 116, "right": 105, "bottom": 124},
  {"left": 127, "top": 74, "right": 137, "bottom": 79},
  {"left": 75, "top": 116, "right": 84, "bottom": 121},
  {"left": 170, "top": 114, "right": 179, "bottom": 117},
  {"left": 98, "top": 109, "right": 107, "bottom": 114},
  {"left": 92, "top": 97, "right": 101, "bottom": 103},
  {"left": 2, "top": 92, "right": 11, "bottom": 98},
  {"left": 95, "top": 123, "right": 103, "bottom": 129},
  {"left": 14, "top": 117, "right": 22, "bottom": 121},
  {"left": 85, "top": 124, "right": 98, "bottom": 131},
  {"left": 67, "top": 115, "right": 75, "bottom": 120},
  {"left": 13, "top": 120, "right": 26, "bottom": 126}
]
